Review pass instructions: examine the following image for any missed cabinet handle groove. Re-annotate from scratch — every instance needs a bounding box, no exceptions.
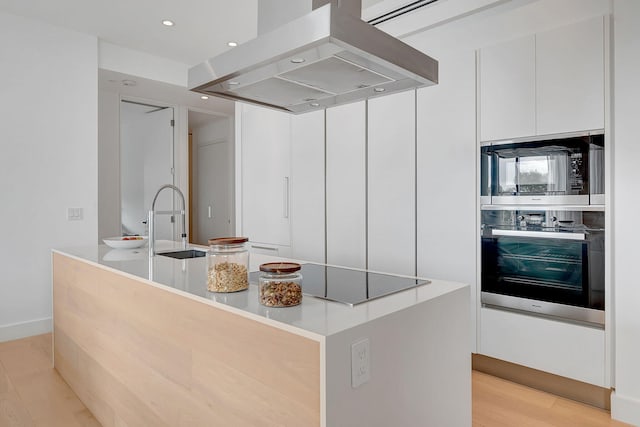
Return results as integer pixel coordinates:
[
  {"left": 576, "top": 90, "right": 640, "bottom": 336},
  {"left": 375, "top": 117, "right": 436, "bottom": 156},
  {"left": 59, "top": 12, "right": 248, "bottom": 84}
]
[{"left": 283, "top": 176, "right": 290, "bottom": 219}]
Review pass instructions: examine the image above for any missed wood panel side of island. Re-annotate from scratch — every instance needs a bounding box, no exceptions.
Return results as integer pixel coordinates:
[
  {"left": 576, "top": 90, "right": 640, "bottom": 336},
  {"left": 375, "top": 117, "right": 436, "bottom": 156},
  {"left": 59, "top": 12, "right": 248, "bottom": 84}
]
[{"left": 52, "top": 253, "right": 321, "bottom": 427}]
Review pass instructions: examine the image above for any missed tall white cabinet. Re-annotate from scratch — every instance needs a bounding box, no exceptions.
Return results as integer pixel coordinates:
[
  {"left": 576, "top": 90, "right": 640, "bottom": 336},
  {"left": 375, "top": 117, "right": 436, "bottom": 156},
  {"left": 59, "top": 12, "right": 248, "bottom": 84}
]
[
  {"left": 367, "top": 91, "right": 416, "bottom": 276},
  {"left": 326, "top": 102, "right": 367, "bottom": 269},
  {"left": 290, "top": 110, "right": 325, "bottom": 263},
  {"left": 237, "top": 103, "right": 291, "bottom": 253},
  {"left": 476, "top": 16, "right": 609, "bottom": 387}
]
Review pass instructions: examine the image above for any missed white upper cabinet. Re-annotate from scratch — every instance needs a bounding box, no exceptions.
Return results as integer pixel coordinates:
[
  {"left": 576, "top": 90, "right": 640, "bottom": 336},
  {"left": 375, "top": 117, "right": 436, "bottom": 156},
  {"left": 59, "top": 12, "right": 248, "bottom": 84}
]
[
  {"left": 479, "top": 16, "right": 606, "bottom": 142},
  {"left": 367, "top": 91, "right": 416, "bottom": 276},
  {"left": 479, "top": 35, "right": 536, "bottom": 142},
  {"left": 238, "top": 103, "right": 291, "bottom": 247},
  {"left": 290, "top": 110, "right": 325, "bottom": 263},
  {"left": 326, "top": 101, "right": 367, "bottom": 269},
  {"left": 536, "top": 16, "right": 605, "bottom": 136}
]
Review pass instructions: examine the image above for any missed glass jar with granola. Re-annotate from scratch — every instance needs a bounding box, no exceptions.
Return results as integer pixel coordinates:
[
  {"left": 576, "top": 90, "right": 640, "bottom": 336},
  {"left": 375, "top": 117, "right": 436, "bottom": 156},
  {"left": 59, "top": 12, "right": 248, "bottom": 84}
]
[
  {"left": 207, "top": 237, "right": 249, "bottom": 293},
  {"left": 258, "top": 262, "right": 303, "bottom": 307}
]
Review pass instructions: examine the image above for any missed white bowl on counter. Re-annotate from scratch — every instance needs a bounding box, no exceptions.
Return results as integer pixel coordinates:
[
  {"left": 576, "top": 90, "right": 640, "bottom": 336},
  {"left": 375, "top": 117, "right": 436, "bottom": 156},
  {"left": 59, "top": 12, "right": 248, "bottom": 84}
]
[{"left": 103, "top": 236, "right": 148, "bottom": 249}]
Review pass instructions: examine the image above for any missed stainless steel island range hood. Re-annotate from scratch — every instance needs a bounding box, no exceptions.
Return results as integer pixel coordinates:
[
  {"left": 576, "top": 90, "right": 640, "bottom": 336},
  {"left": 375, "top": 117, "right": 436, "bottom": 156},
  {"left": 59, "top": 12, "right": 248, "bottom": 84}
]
[{"left": 188, "top": 0, "right": 438, "bottom": 114}]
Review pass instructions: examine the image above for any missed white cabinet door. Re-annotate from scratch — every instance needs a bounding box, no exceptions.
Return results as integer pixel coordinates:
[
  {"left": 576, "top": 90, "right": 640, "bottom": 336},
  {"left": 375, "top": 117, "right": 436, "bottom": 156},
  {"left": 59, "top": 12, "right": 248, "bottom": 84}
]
[
  {"left": 367, "top": 91, "right": 416, "bottom": 276},
  {"left": 326, "top": 102, "right": 366, "bottom": 269},
  {"left": 480, "top": 307, "right": 606, "bottom": 387},
  {"left": 479, "top": 35, "right": 536, "bottom": 141},
  {"left": 239, "top": 103, "right": 291, "bottom": 246},
  {"left": 536, "top": 16, "right": 605, "bottom": 135},
  {"left": 290, "top": 110, "right": 325, "bottom": 263}
]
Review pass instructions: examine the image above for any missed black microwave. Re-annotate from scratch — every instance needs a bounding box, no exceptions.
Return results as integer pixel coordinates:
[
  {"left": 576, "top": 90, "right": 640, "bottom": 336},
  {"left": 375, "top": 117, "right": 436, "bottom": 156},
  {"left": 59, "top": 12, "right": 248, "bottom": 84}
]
[{"left": 480, "top": 134, "right": 604, "bottom": 205}]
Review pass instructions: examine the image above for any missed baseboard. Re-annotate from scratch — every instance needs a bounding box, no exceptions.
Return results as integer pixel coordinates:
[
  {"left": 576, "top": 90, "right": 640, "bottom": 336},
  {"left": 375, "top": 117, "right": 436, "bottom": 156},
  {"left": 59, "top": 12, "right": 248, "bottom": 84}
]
[
  {"left": 611, "top": 391, "right": 640, "bottom": 425},
  {"left": 473, "top": 353, "right": 611, "bottom": 410},
  {"left": 0, "top": 317, "right": 52, "bottom": 343}
]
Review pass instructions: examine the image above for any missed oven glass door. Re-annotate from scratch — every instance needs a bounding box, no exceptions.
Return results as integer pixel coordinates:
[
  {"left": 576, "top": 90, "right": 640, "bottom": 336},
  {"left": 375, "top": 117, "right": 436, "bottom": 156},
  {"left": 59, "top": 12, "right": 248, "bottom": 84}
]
[{"left": 482, "top": 234, "right": 591, "bottom": 308}]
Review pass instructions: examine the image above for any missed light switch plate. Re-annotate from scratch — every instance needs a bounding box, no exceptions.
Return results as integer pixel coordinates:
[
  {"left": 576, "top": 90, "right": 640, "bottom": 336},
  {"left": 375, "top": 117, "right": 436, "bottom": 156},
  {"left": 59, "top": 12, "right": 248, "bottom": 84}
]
[
  {"left": 67, "top": 207, "right": 83, "bottom": 221},
  {"left": 351, "top": 338, "right": 370, "bottom": 388}
]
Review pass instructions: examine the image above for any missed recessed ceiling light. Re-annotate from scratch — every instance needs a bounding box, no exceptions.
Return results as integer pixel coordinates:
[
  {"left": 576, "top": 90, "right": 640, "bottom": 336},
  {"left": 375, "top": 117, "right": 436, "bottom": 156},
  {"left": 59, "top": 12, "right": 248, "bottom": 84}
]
[
  {"left": 200, "top": 95, "right": 209, "bottom": 100},
  {"left": 228, "top": 81, "right": 239, "bottom": 86},
  {"left": 227, "top": 41, "right": 238, "bottom": 47},
  {"left": 310, "top": 103, "right": 320, "bottom": 107},
  {"left": 162, "top": 20, "right": 174, "bottom": 27},
  {"left": 290, "top": 58, "right": 305, "bottom": 64},
  {"left": 374, "top": 87, "right": 386, "bottom": 93}
]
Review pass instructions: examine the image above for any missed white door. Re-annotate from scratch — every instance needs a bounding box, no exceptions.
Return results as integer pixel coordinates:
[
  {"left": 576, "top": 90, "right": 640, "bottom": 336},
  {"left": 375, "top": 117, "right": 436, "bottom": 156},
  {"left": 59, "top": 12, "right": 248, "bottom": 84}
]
[
  {"left": 120, "top": 101, "right": 174, "bottom": 238},
  {"left": 197, "top": 140, "right": 231, "bottom": 242}
]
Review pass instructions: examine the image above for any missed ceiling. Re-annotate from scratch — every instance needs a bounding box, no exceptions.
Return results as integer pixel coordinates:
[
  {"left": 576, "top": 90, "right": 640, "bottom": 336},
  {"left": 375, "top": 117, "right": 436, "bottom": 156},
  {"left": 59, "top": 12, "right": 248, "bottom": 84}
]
[
  {"left": 0, "top": 0, "right": 388, "bottom": 67},
  {"left": 0, "top": 0, "right": 411, "bottom": 116}
]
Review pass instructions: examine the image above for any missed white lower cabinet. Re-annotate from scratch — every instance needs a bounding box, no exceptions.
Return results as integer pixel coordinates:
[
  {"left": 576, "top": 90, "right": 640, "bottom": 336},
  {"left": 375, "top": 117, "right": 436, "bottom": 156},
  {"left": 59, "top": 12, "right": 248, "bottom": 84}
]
[{"left": 479, "top": 307, "right": 606, "bottom": 387}]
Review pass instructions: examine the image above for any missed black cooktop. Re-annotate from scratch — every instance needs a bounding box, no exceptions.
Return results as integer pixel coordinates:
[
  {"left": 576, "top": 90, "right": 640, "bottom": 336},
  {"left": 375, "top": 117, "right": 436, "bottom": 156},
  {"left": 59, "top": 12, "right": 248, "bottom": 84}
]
[{"left": 251, "top": 263, "right": 430, "bottom": 306}]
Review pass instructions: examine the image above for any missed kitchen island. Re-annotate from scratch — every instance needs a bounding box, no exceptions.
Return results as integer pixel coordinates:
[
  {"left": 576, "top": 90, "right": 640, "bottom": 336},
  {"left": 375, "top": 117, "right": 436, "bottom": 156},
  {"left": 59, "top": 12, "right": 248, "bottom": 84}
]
[{"left": 52, "top": 243, "right": 470, "bottom": 427}]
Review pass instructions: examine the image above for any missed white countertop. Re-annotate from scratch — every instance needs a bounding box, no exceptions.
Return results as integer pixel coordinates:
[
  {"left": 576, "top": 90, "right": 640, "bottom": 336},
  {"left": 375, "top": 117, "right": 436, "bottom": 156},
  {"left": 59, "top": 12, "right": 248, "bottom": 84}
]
[{"left": 53, "top": 241, "right": 468, "bottom": 339}]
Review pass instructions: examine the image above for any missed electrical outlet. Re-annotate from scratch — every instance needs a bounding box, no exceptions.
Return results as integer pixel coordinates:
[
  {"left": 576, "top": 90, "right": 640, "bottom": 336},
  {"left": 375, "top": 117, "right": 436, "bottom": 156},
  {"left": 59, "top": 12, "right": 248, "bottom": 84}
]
[{"left": 351, "top": 338, "right": 370, "bottom": 388}]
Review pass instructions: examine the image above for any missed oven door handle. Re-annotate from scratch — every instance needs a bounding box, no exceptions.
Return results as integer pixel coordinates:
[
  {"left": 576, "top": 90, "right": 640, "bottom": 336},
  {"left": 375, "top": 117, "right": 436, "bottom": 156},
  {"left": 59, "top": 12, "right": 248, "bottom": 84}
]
[{"left": 492, "top": 229, "right": 586, "bottom": 241}]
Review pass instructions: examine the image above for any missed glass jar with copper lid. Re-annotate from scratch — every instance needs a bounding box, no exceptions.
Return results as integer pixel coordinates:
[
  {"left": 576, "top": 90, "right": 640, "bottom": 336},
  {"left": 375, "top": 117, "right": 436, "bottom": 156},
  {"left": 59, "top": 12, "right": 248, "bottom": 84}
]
[
  {"left": 258, "top": 262, "right": 303, "bottom": 307},
  {"left": 207, "top": 237, "right": 249, "bottom": 293}
]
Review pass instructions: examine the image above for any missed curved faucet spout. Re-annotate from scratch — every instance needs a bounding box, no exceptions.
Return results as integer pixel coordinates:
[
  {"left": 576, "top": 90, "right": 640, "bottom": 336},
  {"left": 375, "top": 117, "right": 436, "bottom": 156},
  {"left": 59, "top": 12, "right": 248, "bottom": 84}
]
[{"left": 148, "top": 184, "right": 187, "bottom": 256}]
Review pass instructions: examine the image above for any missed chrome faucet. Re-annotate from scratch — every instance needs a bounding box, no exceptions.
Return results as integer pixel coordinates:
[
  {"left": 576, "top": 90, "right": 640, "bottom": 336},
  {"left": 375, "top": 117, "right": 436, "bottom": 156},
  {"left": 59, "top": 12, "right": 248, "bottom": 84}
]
[{"left": 148, "top": 184, "right": 187, "bottom": 256}]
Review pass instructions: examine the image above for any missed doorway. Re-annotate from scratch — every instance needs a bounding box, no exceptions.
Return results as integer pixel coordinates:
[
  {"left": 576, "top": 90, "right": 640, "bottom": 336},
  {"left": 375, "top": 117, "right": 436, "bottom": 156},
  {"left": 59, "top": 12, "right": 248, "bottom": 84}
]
[
  {"left": 120, "top": 100, "right": 175, "bottom": 239},
  {"left": 188, "top": 111, "right": 234, "bottom": 245}
]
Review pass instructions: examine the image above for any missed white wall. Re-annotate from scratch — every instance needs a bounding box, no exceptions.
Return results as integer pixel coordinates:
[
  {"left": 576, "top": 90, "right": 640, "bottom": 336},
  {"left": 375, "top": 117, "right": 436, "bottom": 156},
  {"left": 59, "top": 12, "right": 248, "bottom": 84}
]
[
  {"left": 99, "top": 41, "right": 188, "bottom": 87},
  {"left": 611, "top": 1, "right": 640, "bottom": 424},
  {"left": 416, "top": 50, "right": 477, "bottom": 351},
  {"left": 0, "top": 12, "right": 98, "bottom": 341}
]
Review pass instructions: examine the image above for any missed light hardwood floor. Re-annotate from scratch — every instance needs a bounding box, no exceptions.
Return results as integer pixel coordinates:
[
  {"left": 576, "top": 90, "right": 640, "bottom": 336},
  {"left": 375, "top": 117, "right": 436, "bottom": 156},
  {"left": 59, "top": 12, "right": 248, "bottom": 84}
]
[{"left": 0, "top": 334, "right": 633, "bottom": 427}]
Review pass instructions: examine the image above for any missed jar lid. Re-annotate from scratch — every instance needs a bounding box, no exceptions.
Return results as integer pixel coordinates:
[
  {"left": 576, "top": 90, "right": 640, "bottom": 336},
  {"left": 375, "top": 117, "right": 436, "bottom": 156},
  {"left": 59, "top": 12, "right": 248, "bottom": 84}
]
[
  {"left": 208, "top": 237, "right": 249, "bottom": 246},
  {"left": 259, "top": 262, "right": 301, "bottom": 273}
]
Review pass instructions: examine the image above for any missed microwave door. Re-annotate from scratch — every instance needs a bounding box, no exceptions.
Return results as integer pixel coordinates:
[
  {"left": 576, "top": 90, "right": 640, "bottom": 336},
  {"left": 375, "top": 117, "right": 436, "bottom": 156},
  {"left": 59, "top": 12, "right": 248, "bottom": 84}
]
[
  {"left": 480, "top": 147, "right": 492, "bottom": 205},
  {"left": 590, "top": 143, "right": 605, "bottom": 205},
  {"left": 492, "top": 153, "right": 589, "bottom": 205}
]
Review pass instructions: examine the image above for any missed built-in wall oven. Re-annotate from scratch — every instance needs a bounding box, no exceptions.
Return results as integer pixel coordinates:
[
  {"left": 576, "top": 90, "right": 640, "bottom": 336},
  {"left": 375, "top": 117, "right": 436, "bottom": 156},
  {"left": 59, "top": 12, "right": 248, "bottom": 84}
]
[
  {"left": 481, "top": 209, "right": 604, "bottom": 326},
  {"left": 480, "top": 133, "right": 604, "bottom": 206}
]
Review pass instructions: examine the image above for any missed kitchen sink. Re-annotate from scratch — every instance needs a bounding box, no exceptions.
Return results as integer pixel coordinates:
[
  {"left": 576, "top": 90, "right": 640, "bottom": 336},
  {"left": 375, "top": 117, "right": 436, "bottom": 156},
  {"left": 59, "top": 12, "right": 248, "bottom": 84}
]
[{"left": 158, "top": 249, "right": 207, "bottom": 259}]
